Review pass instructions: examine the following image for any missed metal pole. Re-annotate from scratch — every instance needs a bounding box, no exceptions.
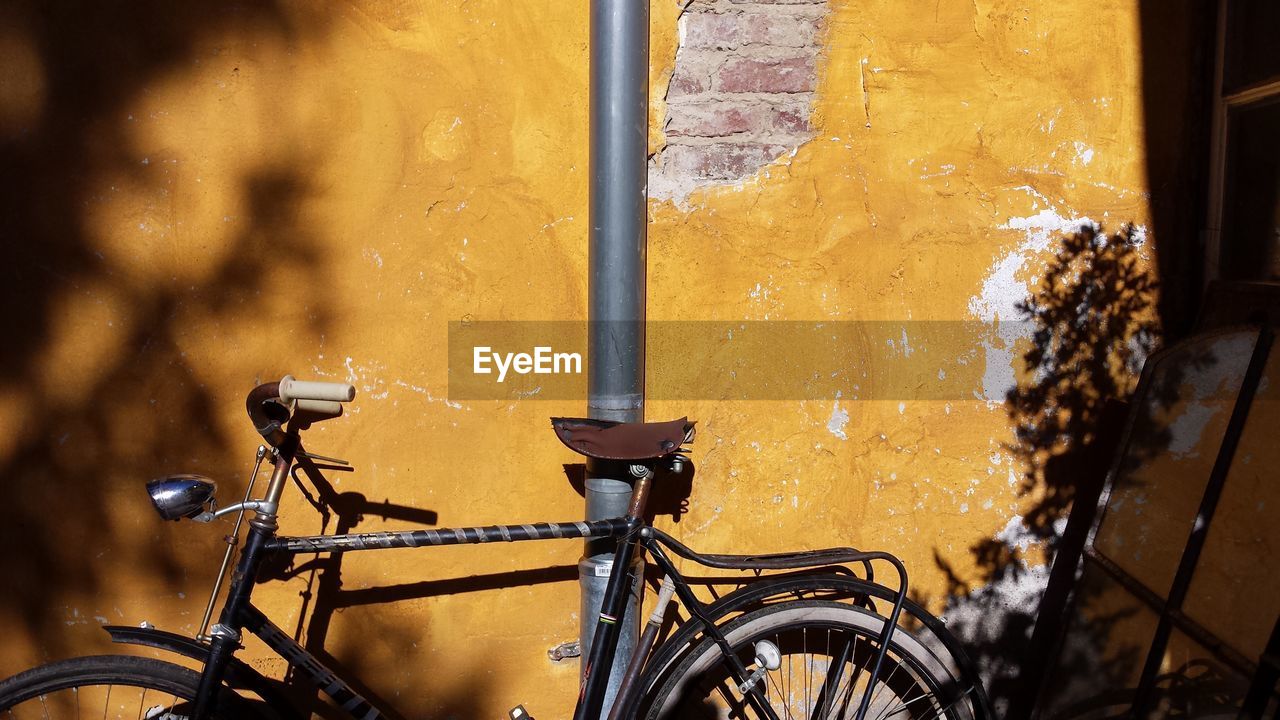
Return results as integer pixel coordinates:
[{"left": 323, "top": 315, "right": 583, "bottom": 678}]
[{"left": 581, "top": 0, "right": 648, "bottom": 713}]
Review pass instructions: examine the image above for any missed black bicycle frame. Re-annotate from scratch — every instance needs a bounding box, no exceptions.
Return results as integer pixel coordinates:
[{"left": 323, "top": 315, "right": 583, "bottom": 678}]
[
  {"left": 189, "top": 512, "right": 639, "bottom": 719},
  {"left": 190, "top": 478, "right": 908, "bottom": 720}
]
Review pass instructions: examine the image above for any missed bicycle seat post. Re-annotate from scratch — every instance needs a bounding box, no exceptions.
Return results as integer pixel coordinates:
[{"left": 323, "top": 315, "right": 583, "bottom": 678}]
[{"left": 626, "top": 463, "right": 654, "bottom": 519}]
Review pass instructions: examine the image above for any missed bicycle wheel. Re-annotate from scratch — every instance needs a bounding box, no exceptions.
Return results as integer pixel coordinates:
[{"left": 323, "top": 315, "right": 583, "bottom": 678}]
[
  {"left": 0, "top": 655, "right": 267, "bottom": 719},
  {"left": 643, "top": 600, "right": 977, "bottom": 720}
]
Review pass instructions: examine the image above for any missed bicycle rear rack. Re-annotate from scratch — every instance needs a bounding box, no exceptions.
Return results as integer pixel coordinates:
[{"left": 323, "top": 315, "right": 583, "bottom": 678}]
[{"left": 644, "top": 527, "right": 911, "bottom": 720}]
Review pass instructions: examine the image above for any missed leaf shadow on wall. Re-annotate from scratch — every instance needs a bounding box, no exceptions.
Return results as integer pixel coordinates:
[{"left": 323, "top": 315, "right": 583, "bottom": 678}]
[
  {"left": 0, "top": 5, "right": 557, "bottom": 716},
  {"left": 927, "top": 2, "right": 1219, "bottom": 713},
  {"left": 0, "top": 0, "right": 353, "bottom": 679},
  {"left": 931, "top": 224, "right": 1161, "bottom": 715},
  {"left": 0, "top": 4, "right": 517, "bottom": 717}
]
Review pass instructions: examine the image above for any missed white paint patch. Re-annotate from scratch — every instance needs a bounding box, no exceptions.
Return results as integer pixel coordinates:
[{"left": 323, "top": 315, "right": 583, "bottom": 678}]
[
  {"left": 826, "top": 394, "right": 849, "bottom": 440},
  {"left": 944, "top": 562, "right": 1050, "bottom": 625},
  {"left": 1010, "top": 184, "right": 1051, "bottom": 209},
  {"left": 941, "top": 559, "right": 1051, "bottom": 701},
  {"left": 392, "top": 379, "right": 466, "bottom": 410},
  {"left": 995, "top": 514, "right": 1034, "bottom": 554},
  {"left": 969, "top": 206, "right": 1095, "bottom": 403},
  {"left": 977, "top": 336, "right": 1017, "bottom": 406},
  {"left": 333, "top": 357, "right": 467, "bottom": 410},
  {"left": 541, "top": 216, "right": 574, "bottom": 231},
  {"left": 970, "top": 208, "right": 1096, "bottom": 323},
  {"left": 1072, "top": 141, "right": 1095, "bottom": 166},
  {"left": 919, "top": 163, "right": 956, "bottom": 180},
  {"left": 939, "top": 512, "right": 1060, "bottom": 708},
  {"left": 1042, "top": 107, "right": 1063, "bottom": 134}
]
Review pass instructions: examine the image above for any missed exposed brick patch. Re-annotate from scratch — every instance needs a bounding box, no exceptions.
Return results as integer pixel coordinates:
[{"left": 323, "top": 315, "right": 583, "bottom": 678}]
[
  {"left": 684, "top": 11, "right": 822, "bottom": 49},
  {"left": 664, "top": 100, "right": 811, "bottom": 138},
  {"left": 662, "top": 143, "right": 793, "bottom": 181},
  {"left": 715, "top": 55, "right": 816, "bottom": 94},
  {"left": 667, "top": 65, "right": 712, "bottom": 98},
  {"left": 649, "top": 0, "right": 828, "bottom": 204}
]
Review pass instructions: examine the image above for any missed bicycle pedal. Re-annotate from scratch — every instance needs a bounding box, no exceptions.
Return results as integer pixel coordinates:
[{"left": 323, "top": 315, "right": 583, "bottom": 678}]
[{"left": 508, "top": 705, "right": 534, "bottom": 720}]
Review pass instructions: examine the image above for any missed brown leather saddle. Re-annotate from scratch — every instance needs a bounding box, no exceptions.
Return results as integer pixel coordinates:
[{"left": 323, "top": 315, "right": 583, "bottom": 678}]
[{"left": 550, "top": 417, "right": 695, "bottom": 461}]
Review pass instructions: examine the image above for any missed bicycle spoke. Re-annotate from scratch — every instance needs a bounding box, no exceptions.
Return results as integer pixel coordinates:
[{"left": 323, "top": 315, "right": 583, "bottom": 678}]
[
  {"left": 0, "top": 657, "right": 231, "bottom": 720},
  {"left": 766, "top": 664, "right": 794, "bottom": 720},
  {"left": 710, "top": 676, "right": 751, "bottom": 719},
  {"left": 830, "top": 639, "right": 866, "bottom": 720},
  {"left": 824, "top": 625, "right": 834, "bottom": 712},
  {"left": 782, "top": 634, "right": 793, "bottom": 719},
  {"left": 814, "top": 632, "right": 855, "bottom": 719},
  {"left": 804, "top": 628, "right": 812, "bottom": 719},
  {"left": 864, "top": 654, "right": 907, "bottom": 715},
  {"left": 833, "top": 658, "right": 865, "bottom": 720},
  {"left": 909, "top": 689, "right": 972, "bottom": 720},
  {"left": 875, "top": 690, "right": 943, "bottom": 720},
  {"left": 648, "top": 602, "right": 973, "bottom": 720},
  {"left": 697, "top": 673, "right": 739, "bottom": 718}
]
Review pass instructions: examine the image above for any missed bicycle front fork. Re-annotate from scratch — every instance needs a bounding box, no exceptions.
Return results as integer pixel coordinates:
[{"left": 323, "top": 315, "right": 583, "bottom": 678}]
[
  {"left": 191, "top": 438, "right": 296, "bottom": 719},
  {"left": 191, "top": 520, "right": 274, "bottom": 718}
]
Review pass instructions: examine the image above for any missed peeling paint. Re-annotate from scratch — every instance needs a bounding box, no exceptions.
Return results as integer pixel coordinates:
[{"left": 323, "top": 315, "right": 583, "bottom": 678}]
[
  {"left": 970, "top": 207, "right": 1097, "bottom": 403},
  {"left": 1072, "top": 140, "right": 1095, "bottom": 166},
  {"left": 826, "top": 394, "right": 849, "bottom": 440},
  {"left": 971, "top": 208, "right": 1096, "bottom": 324}
]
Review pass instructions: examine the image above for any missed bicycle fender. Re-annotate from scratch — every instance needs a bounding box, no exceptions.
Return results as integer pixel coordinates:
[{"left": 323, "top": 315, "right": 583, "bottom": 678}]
[
  {"left": 102, "top": 625, "right": 303, "bottom": 719},
  {"left": 699, "top": 572, "right": 958, "bottom": 647}
]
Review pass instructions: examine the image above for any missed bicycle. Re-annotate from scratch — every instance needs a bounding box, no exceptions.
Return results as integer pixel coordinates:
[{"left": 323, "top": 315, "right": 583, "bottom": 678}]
[{"left": 0, "top": 376, "right": 992, "bottom": 719}]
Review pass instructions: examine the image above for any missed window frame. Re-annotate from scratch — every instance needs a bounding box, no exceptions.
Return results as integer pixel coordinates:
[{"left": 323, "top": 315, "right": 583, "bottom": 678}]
[{"left": 1204, "top": 0, "right": 1280, "bottom": 282}]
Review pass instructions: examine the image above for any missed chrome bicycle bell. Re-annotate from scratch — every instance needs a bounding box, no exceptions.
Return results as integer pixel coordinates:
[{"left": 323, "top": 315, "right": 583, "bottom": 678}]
[{"left": 146, "top": 474, "right": 217, "bottom": 521}]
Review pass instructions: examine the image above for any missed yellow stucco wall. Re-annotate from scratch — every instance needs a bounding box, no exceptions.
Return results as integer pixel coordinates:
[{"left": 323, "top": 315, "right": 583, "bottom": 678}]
[{"left": 0, "top": 0, "right": 1172, "bottom": 716}]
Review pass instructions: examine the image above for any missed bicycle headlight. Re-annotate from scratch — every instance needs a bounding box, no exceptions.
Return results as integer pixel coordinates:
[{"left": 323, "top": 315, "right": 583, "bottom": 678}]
[{"left": 146, "top": 474, "right": 217, "bottom": 521}]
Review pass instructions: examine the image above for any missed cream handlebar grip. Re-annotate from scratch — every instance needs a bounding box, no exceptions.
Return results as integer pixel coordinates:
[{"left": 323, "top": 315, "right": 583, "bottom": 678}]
[
  {"left": 294, "top": 399, "right": 344, "bottom": 416},
  {"left": 279, "top": 375, "right": 356, "bottom": 403}
]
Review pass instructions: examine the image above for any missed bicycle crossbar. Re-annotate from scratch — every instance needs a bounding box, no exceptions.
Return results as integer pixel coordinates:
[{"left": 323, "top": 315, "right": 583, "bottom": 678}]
[{"left": 265, "top": 518, "right": 631, "bottom": 554}]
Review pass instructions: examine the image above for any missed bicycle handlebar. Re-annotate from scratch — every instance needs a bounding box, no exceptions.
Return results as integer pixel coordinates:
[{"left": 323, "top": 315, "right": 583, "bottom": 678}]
[
  {"left": 279, "top": 375, "right": 356, "bottom": 403},
  {"left": 246, "top": 376, "right": 356, "bottom": 445},
  {"left": 294, "top": 398, "right": 344, "bottom": 415}
]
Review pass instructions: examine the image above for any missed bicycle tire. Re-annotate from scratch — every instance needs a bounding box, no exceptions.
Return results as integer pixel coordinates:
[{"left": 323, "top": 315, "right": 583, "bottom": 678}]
[
  {"left": 634, "top": 572, "right": 991, "bottom": 719},
  {"left": 641, "top": 600, "right": 978, "bottom": 720},
  {"left": 0, "top": 654, "right": 273, "bottom": 718}
]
